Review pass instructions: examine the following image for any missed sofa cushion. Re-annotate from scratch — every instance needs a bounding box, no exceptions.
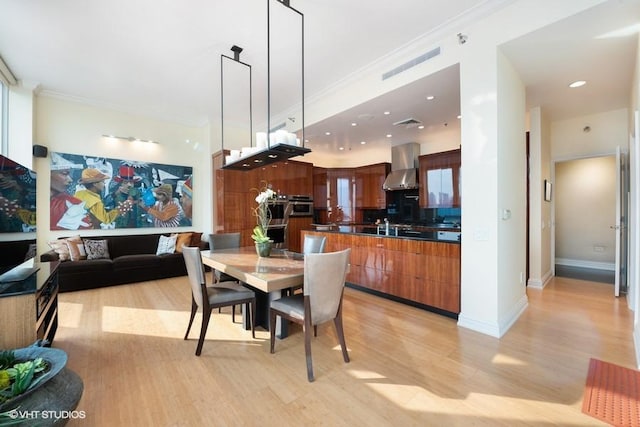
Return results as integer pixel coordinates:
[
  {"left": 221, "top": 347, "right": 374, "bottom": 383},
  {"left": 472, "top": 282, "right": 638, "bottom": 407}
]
[
  {"left": 175, "top": 232, "right": 192, "bottom": 253},
  {"left": 59, "top": 259, "right": 113, "bottom": 274},
  {"left": 113, "top": 254, "right": 162, "bottom": 271},
  {"left": 84, "top": 239, "right": 110, "bottom": 260},
  {"left": 66, "top": 239, "right": 87, "bottom": 261},
  {"left": 107, "top": 234, "right": 160, "bottom": 258},
  {"left": 48, "top": 236, "right": 82, "bottom": 261},
  {"left": 156, "top": 234, "right": 177, "bottom": 255}
]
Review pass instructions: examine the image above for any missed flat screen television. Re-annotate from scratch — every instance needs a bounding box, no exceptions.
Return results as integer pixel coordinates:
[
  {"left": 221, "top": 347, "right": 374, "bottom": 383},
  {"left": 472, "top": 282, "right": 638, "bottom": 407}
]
[{"left": 0, "top": 154, "right": 37, "bottom": 275}]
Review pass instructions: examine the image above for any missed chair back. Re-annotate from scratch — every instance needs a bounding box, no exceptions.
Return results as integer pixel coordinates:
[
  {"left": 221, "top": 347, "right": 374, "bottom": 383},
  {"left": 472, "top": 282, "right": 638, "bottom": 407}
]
[
  {"left": 304, "top": 248, "right": 350, "bottom": 325},
  {"left": 303, "top": 234, "right": 327, "bottom": 254},
  {"left": 208, "top": 232, "right": 241, "bottom": 251},
  {"left": 182, "top": 246, "right": 206, "bottom": 307}
]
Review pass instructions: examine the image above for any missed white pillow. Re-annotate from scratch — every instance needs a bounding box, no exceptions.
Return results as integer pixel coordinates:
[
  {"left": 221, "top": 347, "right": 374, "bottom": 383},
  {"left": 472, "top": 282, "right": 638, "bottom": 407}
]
[{"left": 156, "top": 234, "right": 178, "bottom": 255}]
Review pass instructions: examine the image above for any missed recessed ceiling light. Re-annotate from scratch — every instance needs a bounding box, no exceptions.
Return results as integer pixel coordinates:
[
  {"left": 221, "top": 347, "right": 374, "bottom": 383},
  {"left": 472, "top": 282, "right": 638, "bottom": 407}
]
[
  {"left": 351, "top": 122, "right": 357, "bottom": 126},
  {"left": 360, "top": 141, "right": 366, "bottom": 145},
  {"left": 457, "top": 115, "right": 462, "bottom": 119},
  {"left": 383, "top": 111, "right": 390, "bottom": 115},
  {"left": 569, "top": 80, "right": 586, "bottom": 88},
  {"left": 426, "top": 95, "right": 435, "bottom": 100},
  {"left": 386, "top": 134, "right": 392, "bottom": 138},
  {"left": 418, "top": 125, "right": 425, "bottom": 129},
  {"left": 339, "top": 147, "right": 344, "bottom": 150},
  {"left": 325, "top": 131, "right": 331, "bottom": 136}
]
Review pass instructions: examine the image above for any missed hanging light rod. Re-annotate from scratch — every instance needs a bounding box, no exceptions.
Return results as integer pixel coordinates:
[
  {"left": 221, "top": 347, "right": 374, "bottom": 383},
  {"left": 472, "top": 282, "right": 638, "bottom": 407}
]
[{"left": 102, "top": 135, "right": 159, "bottom": 144}]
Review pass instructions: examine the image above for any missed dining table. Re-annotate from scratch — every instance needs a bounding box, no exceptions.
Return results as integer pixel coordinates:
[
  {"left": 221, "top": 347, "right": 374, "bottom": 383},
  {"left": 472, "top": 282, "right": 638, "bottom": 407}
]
[{"left": 200, "top": 246, "right": 305, "bottom": 338}]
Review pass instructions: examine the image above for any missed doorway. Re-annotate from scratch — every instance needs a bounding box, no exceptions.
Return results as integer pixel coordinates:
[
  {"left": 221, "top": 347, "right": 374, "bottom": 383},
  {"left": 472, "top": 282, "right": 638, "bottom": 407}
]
[{"left": 554, "top": 155, "right": 617, "bottom": 285}]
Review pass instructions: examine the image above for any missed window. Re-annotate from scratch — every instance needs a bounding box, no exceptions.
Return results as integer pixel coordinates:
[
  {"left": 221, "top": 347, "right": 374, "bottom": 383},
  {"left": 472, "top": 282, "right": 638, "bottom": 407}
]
[{"left": 0, "top": 82, "right": 7, "bottom": 156}]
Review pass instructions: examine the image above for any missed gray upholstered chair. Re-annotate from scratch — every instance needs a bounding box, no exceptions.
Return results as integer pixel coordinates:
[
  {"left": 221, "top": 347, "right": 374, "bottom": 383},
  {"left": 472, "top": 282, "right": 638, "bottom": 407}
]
[
  {"left": 269, "top": 248, "right": 351, "bottom": 382},
  {"left": 182, "top": 246, "right": 256, "bottom": 356},
  {"left": 207, "top": 232, "right": 241, "bottom": 283},
  {"left": 302, "top": 234, "right": 326, "bottom": 254},
  {"left": 287, "top": 234, "right": 327, "bottom": 296},
  {"left": 207, "top": 232, "right": 245, "bottom": 321}
]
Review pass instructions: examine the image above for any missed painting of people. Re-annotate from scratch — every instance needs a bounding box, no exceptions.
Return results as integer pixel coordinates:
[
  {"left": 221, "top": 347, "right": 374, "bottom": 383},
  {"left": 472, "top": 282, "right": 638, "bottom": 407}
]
[
  {"left": 49, "top": 152, "right": 193, "bottom": 230},
  {"left": 0, "top": 155, "right": 37, "bottom": 233}
]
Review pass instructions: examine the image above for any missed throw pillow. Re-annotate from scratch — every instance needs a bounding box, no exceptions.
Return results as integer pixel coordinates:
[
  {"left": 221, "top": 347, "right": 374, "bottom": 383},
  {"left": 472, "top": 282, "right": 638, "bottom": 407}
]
[
  {"left": 190, "top": 232, "right": 203, "bottom": 248},
  {"left": 84, "top": 239, "right": 111, "bottom": 260},
  {"left": 156, "top": 234, "right": 178, "bottom": 255},
  {"left": 175, "top": 232, "right": 193, "bottom": 253},
  {"left": 24, "top": 243, "right": 37, "bottom": 261},
  {"left": 66, "top": 238, "right": 87, "bottom": 261},
  {"left": 47, "top": 235, "right": 81, "bottom": 262}
]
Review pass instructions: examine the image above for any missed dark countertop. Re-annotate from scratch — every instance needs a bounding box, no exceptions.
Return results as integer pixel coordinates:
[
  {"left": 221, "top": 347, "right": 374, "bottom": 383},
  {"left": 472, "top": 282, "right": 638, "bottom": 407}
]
[
  {"left": 0, "top": 261, "right": 59, "bottom": 298},
  {"left": 310, "top": 223, "right": 461, "bottom": 243}
]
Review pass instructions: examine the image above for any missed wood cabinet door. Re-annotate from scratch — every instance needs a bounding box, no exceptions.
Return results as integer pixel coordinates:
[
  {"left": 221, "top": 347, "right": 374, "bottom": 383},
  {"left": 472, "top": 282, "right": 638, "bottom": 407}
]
[
  {"left": 313, "top": 167, "right": 328, "bottom": 209},
  {"left": 355, "top": 163, "right": 390, "bottom": 209}
]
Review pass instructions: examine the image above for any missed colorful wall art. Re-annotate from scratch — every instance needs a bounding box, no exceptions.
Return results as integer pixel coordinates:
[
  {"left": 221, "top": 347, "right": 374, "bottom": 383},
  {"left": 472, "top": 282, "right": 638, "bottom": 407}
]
[
  {"left": 0, "top": 155, "right": 37, "bottom": 233},
  {"left": 50, "top": 152, "right": 193, "bottom": 230}
]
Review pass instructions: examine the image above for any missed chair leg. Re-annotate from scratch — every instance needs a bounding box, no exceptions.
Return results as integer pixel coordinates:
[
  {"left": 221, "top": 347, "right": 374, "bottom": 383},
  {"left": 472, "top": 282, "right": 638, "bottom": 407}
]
[
  {"left": 304, "top": 316, "right": 314, "bottom": 382},
  {"left": 195, "top": 309, "right": 212, "bottom": 356},
  {"left": 333, "top": 311, "right": 350, "bottom": 363},
  {"left": 269, "top": 309, "right": 277, "bottom": 353},
  {"left": 184, "top": 298, "right": 197, "bottom": 340},
  {"left": 249, "top": 301, "right": 256, "bottom": 339},
  {"left": 314, "top": 325, "right": 318, "bottom": 337},
  {"left": 232, "top": 305, "right": 236, "bottom": 323}
]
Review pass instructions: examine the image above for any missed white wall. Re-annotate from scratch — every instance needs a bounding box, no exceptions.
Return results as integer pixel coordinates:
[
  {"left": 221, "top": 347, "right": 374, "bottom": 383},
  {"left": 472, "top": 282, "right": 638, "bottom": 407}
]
[
  {"left": 551, "top": 109, "right": 628, "bottom": 160},
  {"left": 555, "top": 156, "right": 617, "bottom": 268},
  {"left": 528, "top": 107, "right": 553, "bottom": 288},
  {"left": 496, "top": 51, "right": 528, "bottom": 328},
  {"left": 34, "top": 95, "right": 210, "bottom": 255}
]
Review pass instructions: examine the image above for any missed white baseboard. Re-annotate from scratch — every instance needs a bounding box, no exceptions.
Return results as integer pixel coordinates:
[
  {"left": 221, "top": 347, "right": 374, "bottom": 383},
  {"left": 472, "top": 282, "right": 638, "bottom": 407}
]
[
  {"left": 555, "top": 258, "right": 615, "bottom": 271},
  {"left": 527, "top": 269, "right": 553, "bottom": 289},
  {"left": 634, "top": 328, "right": 640, "bottom": 369},
  {"left": 458, "top": 294, "right": 528, "bottom": 338}
]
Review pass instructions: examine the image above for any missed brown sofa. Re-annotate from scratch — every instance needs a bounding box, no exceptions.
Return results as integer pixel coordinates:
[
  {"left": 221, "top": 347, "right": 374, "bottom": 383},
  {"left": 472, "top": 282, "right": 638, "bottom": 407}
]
[{"left": 40, "top": 233, "right": 206, "bottom": 292}]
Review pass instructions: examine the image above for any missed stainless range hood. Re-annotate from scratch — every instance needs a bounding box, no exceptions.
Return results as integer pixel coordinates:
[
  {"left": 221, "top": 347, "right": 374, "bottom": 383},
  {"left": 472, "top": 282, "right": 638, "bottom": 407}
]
[{"left": 382, "top": 142, "right": 420, "bottom": 190}]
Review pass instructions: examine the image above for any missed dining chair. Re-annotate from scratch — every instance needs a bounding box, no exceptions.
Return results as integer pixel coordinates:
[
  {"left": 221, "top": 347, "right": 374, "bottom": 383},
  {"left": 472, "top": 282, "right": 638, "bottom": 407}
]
[
  {"left": 207, "top": 232, "right": 245, "bottom": 322},
  {"left": 269, "top": 248, "right": 351, "bottom": 382},
  {"left": 302, "top": 234, "right": 326, "bottom": 254},
  {"left": 182, "top": 246, "right": 256, "bottom": 356},
  {"left": 287, "top": 234, "right": 327, "bottom": 296},
  {"left": 207, "top": 232, "right": 241, "bottom": 283}
]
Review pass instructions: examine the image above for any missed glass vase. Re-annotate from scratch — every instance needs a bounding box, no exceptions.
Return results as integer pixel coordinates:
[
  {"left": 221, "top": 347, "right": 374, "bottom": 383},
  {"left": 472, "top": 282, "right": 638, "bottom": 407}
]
[{"left": 255, "top": 241, "right": 272, "bottom": 257}]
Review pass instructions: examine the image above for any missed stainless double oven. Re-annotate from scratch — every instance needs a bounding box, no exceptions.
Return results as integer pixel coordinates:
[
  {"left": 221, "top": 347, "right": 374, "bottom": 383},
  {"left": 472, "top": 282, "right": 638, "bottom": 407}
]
[{"left": 266, "top": 195, "right": 313, "bottom": 247}]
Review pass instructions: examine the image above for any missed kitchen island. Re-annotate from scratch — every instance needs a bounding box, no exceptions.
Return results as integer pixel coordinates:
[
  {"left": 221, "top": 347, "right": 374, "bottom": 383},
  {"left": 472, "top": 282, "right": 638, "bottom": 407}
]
[{"left": 302, "top": 229, "right": 460, "bottom": 317}]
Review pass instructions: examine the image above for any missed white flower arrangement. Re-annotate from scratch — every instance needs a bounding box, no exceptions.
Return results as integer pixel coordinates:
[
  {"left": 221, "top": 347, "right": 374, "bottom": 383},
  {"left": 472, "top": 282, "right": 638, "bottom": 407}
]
[{"left": 251, "top": 182, "right": 276, "bottom": 244}]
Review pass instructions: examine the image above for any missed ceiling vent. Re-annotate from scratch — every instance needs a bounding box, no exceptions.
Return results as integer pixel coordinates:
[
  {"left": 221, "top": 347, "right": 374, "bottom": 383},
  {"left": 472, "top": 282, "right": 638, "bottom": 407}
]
[
  {"left": 393, "top": 117, "right": 422, "bottom": 129},
  {"left": 382, "top": 47, "right": 441, "bottom": 81}
]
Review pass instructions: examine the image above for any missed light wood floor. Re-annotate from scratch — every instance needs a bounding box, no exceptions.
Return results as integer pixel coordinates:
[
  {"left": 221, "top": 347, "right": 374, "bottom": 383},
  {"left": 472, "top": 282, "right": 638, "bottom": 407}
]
[{"left": 56, "top": 274, "right": 635, "bottom": 426}]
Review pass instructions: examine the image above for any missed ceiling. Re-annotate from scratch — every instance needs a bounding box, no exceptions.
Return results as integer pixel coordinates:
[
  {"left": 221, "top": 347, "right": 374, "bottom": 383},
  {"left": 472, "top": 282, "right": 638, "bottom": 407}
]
[{"left": 0, "top": 0, "right": 639, "bottom": 157}]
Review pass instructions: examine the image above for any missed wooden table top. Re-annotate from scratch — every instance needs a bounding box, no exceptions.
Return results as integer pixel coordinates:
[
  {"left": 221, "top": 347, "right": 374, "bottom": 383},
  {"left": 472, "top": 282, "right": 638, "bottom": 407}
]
[{"left": 200, "top": 247, "right": 304, "bottom": 293}]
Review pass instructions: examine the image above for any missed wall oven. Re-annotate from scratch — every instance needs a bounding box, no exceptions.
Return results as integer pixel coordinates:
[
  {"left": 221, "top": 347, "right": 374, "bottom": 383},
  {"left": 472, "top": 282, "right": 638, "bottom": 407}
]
[{"left": 287, "top": 195, "right": 313, "bottom": 217}]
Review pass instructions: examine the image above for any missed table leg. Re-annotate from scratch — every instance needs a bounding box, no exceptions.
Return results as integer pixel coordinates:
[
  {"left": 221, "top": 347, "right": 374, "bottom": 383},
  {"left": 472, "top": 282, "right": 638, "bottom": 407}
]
[{"left": 241, "top": 288, "right": 289, "bottom": 338}]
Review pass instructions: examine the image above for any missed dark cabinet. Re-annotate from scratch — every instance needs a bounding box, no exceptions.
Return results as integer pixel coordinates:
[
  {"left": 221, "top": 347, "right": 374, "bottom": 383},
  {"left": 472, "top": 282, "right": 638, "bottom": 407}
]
[
  {"left": 419, "top": 149, "right": 461, "bottom": 208},
  {"left": 0, "top": 262, "right": 59, "bottom": 349},
  {"left": 213, "top": 151, "right": 314, "bottom": 246},
  {"left": 355, "top": 163, "right": 390, "bottom": 209}
]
